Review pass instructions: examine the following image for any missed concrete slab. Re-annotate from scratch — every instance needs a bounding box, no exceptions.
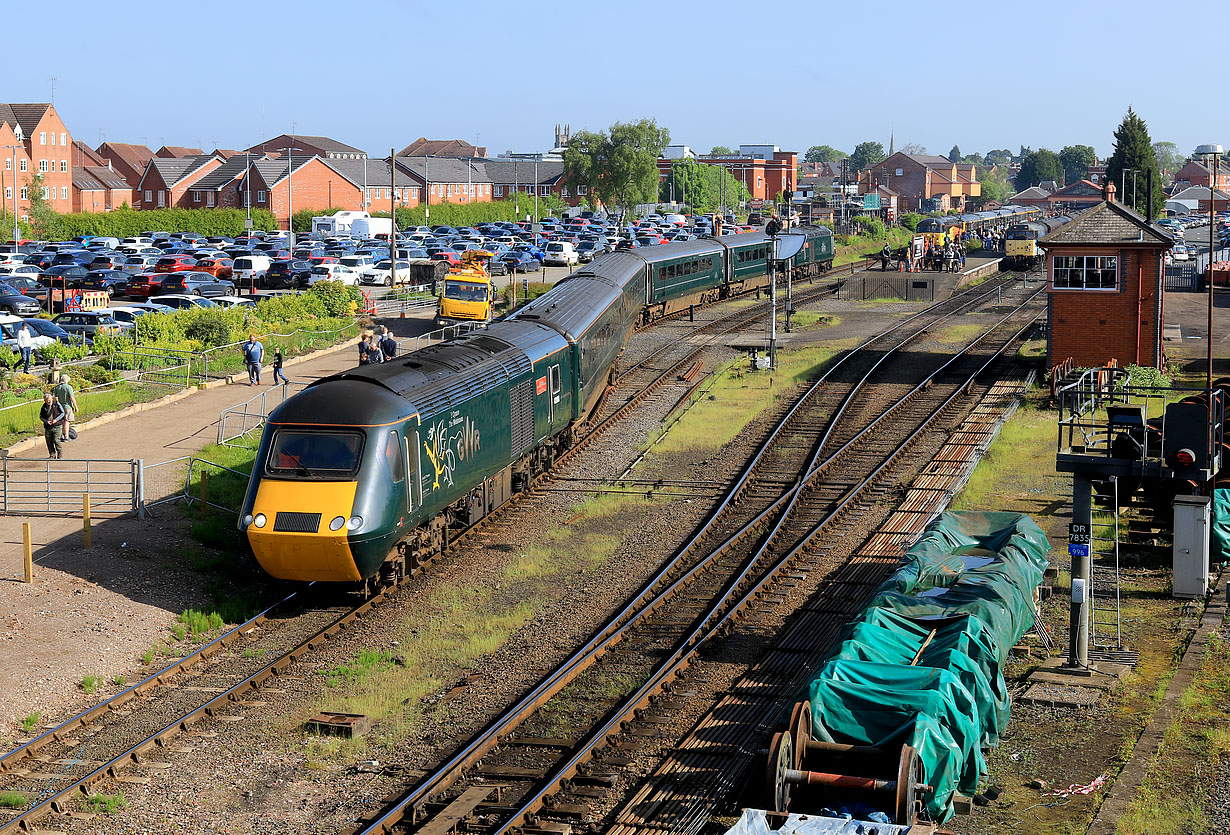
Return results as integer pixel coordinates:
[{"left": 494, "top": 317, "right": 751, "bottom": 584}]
[
  {"left": 1019, "top": 682, "right": 1104, "bottom": 707},
  {"left": 1026, "top": 656, "right": 1130, "bottom": 691},
  {"left": 1163, "top": 323, "right": 1183, "bottom": 341}
]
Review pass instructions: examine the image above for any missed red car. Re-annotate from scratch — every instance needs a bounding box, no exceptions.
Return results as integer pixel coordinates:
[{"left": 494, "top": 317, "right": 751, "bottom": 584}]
[
  {"left": 152, "top": 255, "right": 198, "bottom": 273},
  {"left": 195, "top": 257, "right": 234, "bottom": 279},
  {"left": 307, "top": 255, "right": 338, "bottom": 266},
  {"left": 430, "top": 251, "right": 461, "bottom": 266},
  {"left": 124, "top": 273, "right": 168, "bottom": 298}
]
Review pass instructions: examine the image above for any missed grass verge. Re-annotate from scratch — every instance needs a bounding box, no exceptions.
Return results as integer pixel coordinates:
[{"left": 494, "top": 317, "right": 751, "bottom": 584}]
[{"left": 834, "top": 228, "right": 914, "bottom": 267}]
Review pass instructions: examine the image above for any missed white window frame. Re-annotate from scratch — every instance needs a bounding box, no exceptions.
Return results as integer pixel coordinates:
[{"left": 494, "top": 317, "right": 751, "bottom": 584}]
[
  {"left": 41, "top": 187, "right": 49, "bottom": 199},
  {"left": 257, "top": 190, "right": 266, "bottom": 203},
  {"left": 206, "top": 192, "right": 215, "bottom": 206},
  {"left": 144, "top": 189, "right": 152, "bottom": 203},
  {"left": 1052, "top": 254, "right": 1118, "bottom": 290},
  {"left": 561, "top": 186, "right": 569, "bottom": 197},
  {"left": 3, "top": 187, "right": 9, "bottom": 200},
  {"left": 20, "top": 186, "right": 28, "bottom": 200},
  {"left": 192, "top": 190, "right": 201, "bottom": 202},
  {"left": 495, "top": 185, "right": 504, "bottom": 197},
  {"left": 157, "top": 190, "right": 165, "bottom": 207},
  {"left": 3, "top": 158, "right": 9, "bottom": 171},
  {"left": 61, "top": 186, "right": 68, "bottom": 200},
  {"left": 19, "top": 159, "right": 27, "bottom": 172},
  {"left": 39, "top": 132, "right": 46, "bottom": 145},
  {"left": 578, "top": 185, "right": 588, "bottom": 195},
  {"left": 59, "top": 133, "right": 66, "bottom": 146},
  {"left": 60, "top": 160, "right": 67, "bottom": 172},
  {"left": 38, "top": 159, "right": 48, "bottom": 173}
]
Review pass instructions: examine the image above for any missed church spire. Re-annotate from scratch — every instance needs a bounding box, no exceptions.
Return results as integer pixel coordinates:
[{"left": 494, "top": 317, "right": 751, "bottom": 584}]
[{"left": 889, "top": 126, "right": 894, "bottom": 156}]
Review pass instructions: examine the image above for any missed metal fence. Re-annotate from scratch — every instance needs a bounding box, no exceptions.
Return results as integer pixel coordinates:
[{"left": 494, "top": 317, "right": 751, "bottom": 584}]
[
  {"left": 0, "top": 451, "right": 142, "bottom": 515},
  {"left": 1164, "top": 263, "right": 1199, "bottom": 292},
  {"left": 217, "top": 382, "right": 306, "bottom": 446},
  {"left": 836, "top": 274, "right": 935, "bottom": 302},
  {"left": 366, "top": 284, "right": 439, "bottom": 318},
  {"left": 142, "top": 456, "right": 249, "bottom": 515},
  {"left": 109, "top": 348, "right": 193, "bottom": 387}
]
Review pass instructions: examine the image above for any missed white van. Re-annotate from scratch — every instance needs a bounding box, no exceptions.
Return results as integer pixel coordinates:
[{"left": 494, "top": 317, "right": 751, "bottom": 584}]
[
  {"left": 338, "top": 254, "right": 375, "bottom": 272},
  {"left": 233, "top": 255, "right": 273, "bottom": 289}
]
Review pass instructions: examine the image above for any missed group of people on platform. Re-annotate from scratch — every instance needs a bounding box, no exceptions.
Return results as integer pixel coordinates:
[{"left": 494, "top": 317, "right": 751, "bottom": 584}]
[
  {"left": 38, "top": 375, "right": 79, "bottom": 459},
  {"left": 358, "top": 326, "right": 398, "bottom": 366},
  {"left": 879, "top": 224, "right": 1010, "bottom": 273}
]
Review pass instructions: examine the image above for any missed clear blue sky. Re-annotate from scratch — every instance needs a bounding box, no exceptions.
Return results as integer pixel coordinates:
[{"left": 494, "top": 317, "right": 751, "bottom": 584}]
[{"left": 4, "top": 0, "right": 1223, "bottom": 161}]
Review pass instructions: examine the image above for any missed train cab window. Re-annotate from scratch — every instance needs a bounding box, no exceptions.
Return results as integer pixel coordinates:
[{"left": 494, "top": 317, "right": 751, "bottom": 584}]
[
  {"left": 267, "top": 430, "right": 363, "bottom": 479},
  {"left": 385, "top": 431, "right": 404, "bottom": 482},
  {"left": 550, "top": 365, "right": 561, "bottom": 401}
]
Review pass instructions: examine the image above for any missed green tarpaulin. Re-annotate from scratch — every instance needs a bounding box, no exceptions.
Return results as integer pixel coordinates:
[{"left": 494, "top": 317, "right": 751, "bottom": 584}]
[
  {"left": 1214, "top": 488, "right": 1229, "bottom": 563},
  {"left": 807, "top": 512, "right": 1050, "bottom": 822}
]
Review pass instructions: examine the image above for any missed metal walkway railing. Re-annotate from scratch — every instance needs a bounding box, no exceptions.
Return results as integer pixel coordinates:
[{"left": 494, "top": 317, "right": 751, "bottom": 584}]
[{"left": 0, "top": 452, "right": 142, "bottom": 515}]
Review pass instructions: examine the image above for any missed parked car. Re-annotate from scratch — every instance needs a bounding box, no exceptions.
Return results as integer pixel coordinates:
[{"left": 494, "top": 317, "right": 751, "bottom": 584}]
[
  {"left": 78, "top": 270, "right": 131, "bottom": 297},
  {"left": 429, "top": 251, "right": 462, "bottom": 267},
  {"left": 0, "top": 313, "right": 55, "bottom": 354},
  {"left": 359, "top": 260, "right": 413, "bottom": 287},
  {"left": 52, "top": 310, "right": 128, "bottom": 338},
  {"left": 115, "top": 301, "right": 173, "bottom": 315},
  {"left": 194, "top": 257, "right": 234, "bottom": 279},
  {"left": 158, "top": 272, "right": 236, "bottom": 297},
  {"left": 0, "top": 263, "right": 43, "bottom": 280},
  {"left": 265, "top": 259, "right": 313, "bottom": 289},
  {"left": 39, "top": 264, "right": 91, "bottom": 287},
  {"left": 152, "top": 255, "right": 198, "bottom": 273},
  {"left": 0, "top": 282, "right": 42, "bottom": 316},
  {"left": 22, "top": 317, "right": 81, "bottom": 345},
  {"left": 543, "top": 241, "right": 579, "bottom": 266},
  {"left": 232, "top": 255, "right": 273, "bottom": 289},
  {"left": 502, "top": 251, "right": 542, "bottom": 273},
  {"left": 1171, "top": 244, "right": 1190, "bottom": 261},
  {"left": 123, "top": 273, "right": 169, "bottom": 299},
  {"left": 210, "top": 295, "right": 258, "bottom": 309},
  {"left": 154, "top": 294, "right": 217, "bottom": 310},
  {"left": 305, "top": 263, "right": 359, "bottom": 286}
]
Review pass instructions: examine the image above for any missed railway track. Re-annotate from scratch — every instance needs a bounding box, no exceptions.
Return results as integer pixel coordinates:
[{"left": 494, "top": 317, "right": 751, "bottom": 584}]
[
  {"left": 340, "top": 284, "right": 1042, "bottom": 835},
  {"left": 0, "top": 270, "right": 846, "bottom": 832}
]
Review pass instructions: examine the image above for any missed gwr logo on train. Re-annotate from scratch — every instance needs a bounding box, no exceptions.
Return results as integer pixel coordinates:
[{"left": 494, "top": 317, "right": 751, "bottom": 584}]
[{"left": 423, "top": 411, "right": 482, "bottom": 491}]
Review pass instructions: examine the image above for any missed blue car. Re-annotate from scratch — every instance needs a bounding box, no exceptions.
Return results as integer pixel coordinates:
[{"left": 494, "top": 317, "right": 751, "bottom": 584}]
[{"left": 502, "top": 251, "right": 542, "bottom": 273}]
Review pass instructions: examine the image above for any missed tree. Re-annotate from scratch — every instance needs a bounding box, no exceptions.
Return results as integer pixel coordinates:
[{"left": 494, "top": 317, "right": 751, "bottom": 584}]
[
  {"left": 710, "top": 145, "right": 734, "bottom": 155},
  {"left": 849, "top": 141, "right": 886, "bottom": 172},
  {"left": 963, "top": 152, "right": 985, "bottom": 166},
  {"left": 979, "top": 166, "right": 1013, "bottom": 203},
  {"left": 1106, "top": 107, "right": 1163, "bottom": 217},
  {"left": 1057, "top": 145, "right": 1097, "bottom": 187},
  {"left": 563, "top": 119, "right": 671, "bottom": 219},
  {"left": 1014, "top": 146, "right": 1033, "bottom": 164},
  {"left": 1152, "top": 141, "right": 1184, "bottom": 176},
  {"left": 805, "top": 144, "right": 844, "bottom": 163},
  {"left": 947, "top": 145, "right": 962, "bottom": 163},
  {"left": 1015, "top": 149, "right": 1063, "bottom": 191},
  {"left": 984, "top": 149, "right": 1013, "bottom": 166},
  {"left": 660, "top": 160, "right": 748, "bottom": 211},
  {"left": 899, "top": 142, "right": 926, "bottom": 155},
  {"left": 25, "top": 174, "right": 56, "bottom": 239}
]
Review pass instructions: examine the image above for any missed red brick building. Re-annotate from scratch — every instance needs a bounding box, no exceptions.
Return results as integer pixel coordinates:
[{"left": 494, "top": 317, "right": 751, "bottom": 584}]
[
  {"left": 135, "top": 155, "right": 224, "bottom": 209},
  {"left": 859, "top": 152, "right": 981, "bottom": 212},
  {"left": 1040, "top": 183, "right": 1174, "bottom": 370},
  {"left": 155, "top": 145, "right": 203, "bottom": 159},
  {"left": 394, "top": 157, "right": 493, "bottom": 207},
  {"left": 96, "top": 142, "right": 154, "bottom": 188},
  {"left": 0, "top": 103, "right": 75, "bottom": 221},
  {"left": 398, "top": 138, "right": 486, "bottom": 158},
  {"left": 246, "top": 134, "right": 366, "bottom": 161},
  {"left": 1172, "top": 158, "right": 1230, "bottom": 192},
  {"left": 482, "top": 158, "right": 582, "bottom": 207},
  {"left": 72, "top": 166, "right": 131, "bottom": 213},
  {"left": 657, "top": 145, "right": 798, "bottom": 203}
]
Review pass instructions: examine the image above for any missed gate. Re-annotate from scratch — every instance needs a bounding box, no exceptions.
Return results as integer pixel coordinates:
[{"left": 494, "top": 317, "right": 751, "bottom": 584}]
[
  {"left": 0, "top": 452, "right": 142, "bottom": 515},
  {"left": 836, "top": 274, "right": 935, "bottom": 302},
  {"left": 109, "top": 349, "right": 193, "bottom": 387},
  {"left": 1164, "top": 263, "right": 1199, "bottom": 292}
]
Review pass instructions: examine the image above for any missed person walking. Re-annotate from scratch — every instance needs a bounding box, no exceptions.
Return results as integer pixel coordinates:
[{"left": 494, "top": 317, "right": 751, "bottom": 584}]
[
  {"left": 39, "top": 393, "right": 65, "bottom": 459},
  {"left": 16, "top": 323, "right": 34, "bottom": 373},
  {"left": 271, "top": 349, "right": 288, "bottom": 385},
  {"left": 242, "top": 334, "right": 264, "bottom": 385},
  {"left": 51, "top": 374, "right": 78, "bottom": 442}
]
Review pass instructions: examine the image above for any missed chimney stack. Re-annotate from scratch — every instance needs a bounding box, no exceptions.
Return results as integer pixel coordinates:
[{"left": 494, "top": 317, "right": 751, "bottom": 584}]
[{"left": 1103, "top": 180, "right": 1116, "bottom": 204}]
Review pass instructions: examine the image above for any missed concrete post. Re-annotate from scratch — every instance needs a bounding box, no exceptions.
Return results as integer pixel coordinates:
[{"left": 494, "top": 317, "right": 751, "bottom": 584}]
[{"left": 1068, "top": 475, "right": 1092, "bottom": 667}]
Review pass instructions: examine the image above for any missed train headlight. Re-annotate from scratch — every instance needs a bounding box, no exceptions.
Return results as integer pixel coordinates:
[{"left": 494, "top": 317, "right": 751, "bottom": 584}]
[
  {"left": 242, "top": 514, "right": 253, "bottom": 527},
  {"left": 346, "top": 515, "right": 363, "bottom": 531},
  {"left": 329, "top": 516, "right": 346, "bottom": 531},
  {"left": 253, "top": 513, "right": 266, "bottom": 528}
]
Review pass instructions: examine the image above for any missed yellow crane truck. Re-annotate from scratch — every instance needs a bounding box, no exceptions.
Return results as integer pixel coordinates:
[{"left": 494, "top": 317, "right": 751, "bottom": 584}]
[{"left": 434, "top": 250, "right": 498, "bottom": 327}]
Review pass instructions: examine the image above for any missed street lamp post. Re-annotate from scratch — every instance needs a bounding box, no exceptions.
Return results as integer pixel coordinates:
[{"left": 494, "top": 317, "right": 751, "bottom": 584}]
[
  {"left": 281, "top": 138, "right": 306, "bottom": 247},
  {"left": 1195, "top": 144, "right": 1223, "bottom": 398}
]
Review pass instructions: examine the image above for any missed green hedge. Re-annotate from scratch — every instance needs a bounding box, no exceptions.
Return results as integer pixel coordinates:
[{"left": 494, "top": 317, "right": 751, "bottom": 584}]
[{"left": 32, "top": 207, "right": 278, "bottom": 240}]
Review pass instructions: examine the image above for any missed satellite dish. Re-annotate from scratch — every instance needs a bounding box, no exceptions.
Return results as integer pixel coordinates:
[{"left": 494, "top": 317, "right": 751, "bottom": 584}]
[{"left": 774, "top": 233, "right": 806, "bottom": 260}]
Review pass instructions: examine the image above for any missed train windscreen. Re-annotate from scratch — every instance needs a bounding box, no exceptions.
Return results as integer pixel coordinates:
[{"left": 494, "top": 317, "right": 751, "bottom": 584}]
[{"left": 266, "top": 430, "right": 364, "bottom": 478}]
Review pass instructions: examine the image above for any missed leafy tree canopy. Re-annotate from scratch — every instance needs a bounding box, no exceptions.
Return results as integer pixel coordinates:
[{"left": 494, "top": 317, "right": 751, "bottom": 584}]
[
  {"left": 899, "top": 142, "right": 926, "bottom": 155},
  {"left": 805, "top": 144, "right": 844, "bottom": 163},
  {"left": 1105, "top": 107, "right": 1163, "bottom": 217},
  {"left": 1058, "top": 145, "right": 1097, "bottom": 187},
  {"left": 849, "top": 141, "right": 887, "bottom": 171},
  {"left": 979, "top": 166, "right": 1013, "bottom": 203},
  {"left": 1152, "top": 141, "right": 1184, "bottom": 176},
  {"left": 1015, "top": 149, "right": 1063, "bottom": 191},
  {"left": 710, "top": 145, "right": 734, "bottom": 155},
  {"left": 658, "top": 159, "right": 748, "bottom": 212},
  {"left": 984, "top": 149, "right": 1013, "bottom": 166},
  {"left": 563, "top": 118, "right": 671, "bottom": 218},
  {"left": 947, "top": 145, "right": 962, "bottom": 163}
]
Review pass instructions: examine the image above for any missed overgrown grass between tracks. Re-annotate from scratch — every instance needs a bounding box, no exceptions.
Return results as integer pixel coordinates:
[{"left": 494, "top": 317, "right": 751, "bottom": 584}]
[
  {"left": 296, "top": 487, "right": 666, "bottom": 764},
  {"left": 646, "top": 345, "right": 837, "bottom": 456}
]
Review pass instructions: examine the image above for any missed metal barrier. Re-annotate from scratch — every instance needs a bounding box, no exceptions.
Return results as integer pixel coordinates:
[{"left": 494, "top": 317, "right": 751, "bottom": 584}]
[
  {"left": 142, "top": 456, "right": 249, "bottom": 515},
  {"left": 1165, "top": 263, "right": 1200, "bottom": 291},
  {"left": 109, "top": 348, "right": 193, "bottom": 387},
  {"left": 217, "top": 382, "right": 306, "bottom": 446},
  {"left": 368, "top": 284, "right": 438, "bottom": 318},
  {"left": 836, "top": 274, "right": 935, "bottom": 302},
  {"left": 0, "top": 451, "right": 142, "bottom": 515}
]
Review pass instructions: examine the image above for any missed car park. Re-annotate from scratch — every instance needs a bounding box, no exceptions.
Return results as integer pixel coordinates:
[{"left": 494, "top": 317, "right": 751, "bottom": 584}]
[
  {"left": 0, "top": 313, "right": 55, "bottom": 353},
  {"left": 359, "top": 259, "right": 413, "bottom": 287},
  {"left": 502, "top": 251, "right": 541, "bottom": 272},
  {"left": 0, "top": 282, "right": 42, "bottom": 316},
  {"left": 123, "top": 273, "right": 170, "bottom": 299},
  {"left": 153, "top": 255, "right": 198, "bottom": 273},
  {"left": 1171, "top": 244, "right": 1190, "bottom": 261},
  {"left": 306, "top": 263, "right": 359, "bottom": 286},
  {"left": 266, "top": 259, "right": 313, "bottom": 289},
  {"left": 78, "top": 270, "right": 131, "bottom": 296},
  {"left": 543, "top": 241, "right": 579, "bottom": 266},
  {"left": 53, "top": 310, "right": 127, "bottom": 338},
  {"left": 194, "top": 257, "right": 234, "bottom": 279},
  {"left": 0, "top": 263, "right": 42, "bottom": 279},
  {"left": 40, "top": 264, "right": 91, "bottom": 287}
]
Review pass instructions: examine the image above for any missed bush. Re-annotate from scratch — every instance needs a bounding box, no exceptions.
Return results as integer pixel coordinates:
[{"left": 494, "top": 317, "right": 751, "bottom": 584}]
[
  {"left": 1125, "top": 364, "right": 1172, "bottom": 389},
  {"left": 308, "top": 281, "right": 361, "bottom": 317},
  {"left": 900, "top": 213, "right": 924, "bottom": 232},
  {"left": 851, "top": 216, "right": 886, "bottom": 238},
  {"left": 183, "top": 309, "right": 239, "bottom": 348},
  {"left": 73, "top": 362, "right": 119, "bottom": 386},
  {"left": 30, "top": 207, "right": 278, "bottom": 240},
  {"left": 964, "top": 239, "right": 983, "bottom": 253},
  {"left": 89, "top": 333, "right": 135, "bottom": 359},
  {"left": 36, "top": 341, "right": 90, "bottom": 364}
]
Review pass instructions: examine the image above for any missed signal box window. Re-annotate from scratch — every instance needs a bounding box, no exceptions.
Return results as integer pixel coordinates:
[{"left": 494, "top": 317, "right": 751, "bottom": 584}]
[{"left": 1053, "top": 255, "right": 1117, "bottom": 290}]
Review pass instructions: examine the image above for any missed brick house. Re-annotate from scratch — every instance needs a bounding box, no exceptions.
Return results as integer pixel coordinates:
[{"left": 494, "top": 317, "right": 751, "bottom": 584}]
[
  {"left": 859, "top": 153, "right": 981, "bottom": 212},
  {"left": 96, "top": 142, "right": 154, "bottom": 191},
  {"left": 155, "top": 145, "right": 203, "bottom": 159},
  {"left": 1172, "top": 158, "right": 1230, "bottom": 192},
  {"left": 394, "top": 157, "right": 493, "bottom": 206},
  {"left": 1168, "top": 185, "right": 1230, "bottom": 214},
  {"left": 398, "top": 138, "right": 487, "bottom": 158},
  {"left": 1010, "top": 185, "right": 1053, "bottom": 209},
  {"left": 1040, "top": 182, "right": 1174, "bottom": 370},
  {"left": 135, "top": 155, "right": 224, "bottom": 209},
  {"left": 72, "top": 166, "right": 131, "bottom": 213},
  {"left": 246, "top": 134, "right": 366, "bottom": 161},
  {"left": 659, "top": 146, "right": 798, "bottom": 202},
  {"left": 0, "top": 103, "right": 75, "bottom": 221},
  {"left": 482, "top": 159, "right": 582, "bottom": 206}
]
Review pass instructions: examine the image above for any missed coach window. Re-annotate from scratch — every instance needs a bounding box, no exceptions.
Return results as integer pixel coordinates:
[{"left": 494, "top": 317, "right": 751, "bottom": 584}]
[{"left": 659, "top": 267, "right": 667, "bottom": 282}]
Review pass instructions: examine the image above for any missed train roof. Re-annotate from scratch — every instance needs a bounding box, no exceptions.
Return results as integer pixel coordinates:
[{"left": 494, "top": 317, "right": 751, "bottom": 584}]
[
  {"left": 510, "top": 274, "right": 625, "bottom": 342},
  {"left": 634, "top": 238, "right": 725, "bottom": 262}
]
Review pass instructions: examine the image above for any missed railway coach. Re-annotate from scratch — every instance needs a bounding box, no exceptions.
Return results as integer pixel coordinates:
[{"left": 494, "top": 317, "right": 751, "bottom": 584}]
[{"left": 240, "top": 224, "right": 835, "bottom": 585}]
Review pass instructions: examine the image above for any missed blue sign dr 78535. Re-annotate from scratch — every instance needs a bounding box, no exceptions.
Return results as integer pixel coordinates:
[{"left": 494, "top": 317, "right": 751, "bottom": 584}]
[{"left": 1068, "top": 544, "right": 1090, "bottom": 558}]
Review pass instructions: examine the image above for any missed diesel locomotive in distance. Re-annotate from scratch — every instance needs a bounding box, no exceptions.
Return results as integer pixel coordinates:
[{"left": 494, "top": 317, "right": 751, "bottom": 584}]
[{"left": 239, "top": 227, "right": 835, "bottom": 584}]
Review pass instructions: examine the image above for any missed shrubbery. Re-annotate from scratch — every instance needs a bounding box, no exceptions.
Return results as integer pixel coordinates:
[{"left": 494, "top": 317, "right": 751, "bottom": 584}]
[
  {"left": 851, "top": 216, "right": 887, "bottom": 238},
  {"left": 31, "top": 207, "right": 278, "bottom": 241},
  {"left": 900, "top": 213, "right": 924, "bottom": 232}
]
